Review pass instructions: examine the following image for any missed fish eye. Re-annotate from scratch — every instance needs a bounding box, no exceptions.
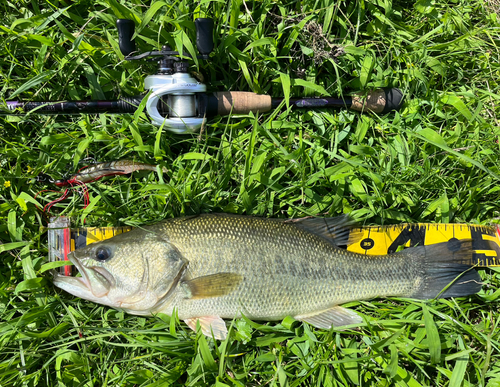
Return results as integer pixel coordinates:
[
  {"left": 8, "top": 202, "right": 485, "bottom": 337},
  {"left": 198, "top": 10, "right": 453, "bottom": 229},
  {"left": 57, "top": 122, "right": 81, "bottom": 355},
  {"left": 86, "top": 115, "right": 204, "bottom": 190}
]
[{"left": 95, "top": 247, "right": 111, "bottom": 261}]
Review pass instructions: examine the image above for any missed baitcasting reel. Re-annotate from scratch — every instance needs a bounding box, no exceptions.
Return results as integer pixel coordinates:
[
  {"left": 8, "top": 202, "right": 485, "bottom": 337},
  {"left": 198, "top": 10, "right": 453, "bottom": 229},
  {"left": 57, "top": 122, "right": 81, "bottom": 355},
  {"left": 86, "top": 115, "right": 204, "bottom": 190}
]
[{"left": 117, "top": 18, "right": 214, "bottom": 132}]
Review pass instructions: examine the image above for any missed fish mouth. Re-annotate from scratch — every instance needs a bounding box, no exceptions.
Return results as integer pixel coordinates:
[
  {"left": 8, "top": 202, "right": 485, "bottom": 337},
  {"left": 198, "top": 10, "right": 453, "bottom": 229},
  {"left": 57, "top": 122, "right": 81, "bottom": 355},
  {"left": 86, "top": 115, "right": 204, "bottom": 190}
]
[
  {"left": 70, "top": 253, "right": 91, "bottom": 287},
  {"left": 53, "top": 251, "right": 114, "bottom": 304},
  {"left": 53, "top": 253, "right": 91, "bottom": 293}
]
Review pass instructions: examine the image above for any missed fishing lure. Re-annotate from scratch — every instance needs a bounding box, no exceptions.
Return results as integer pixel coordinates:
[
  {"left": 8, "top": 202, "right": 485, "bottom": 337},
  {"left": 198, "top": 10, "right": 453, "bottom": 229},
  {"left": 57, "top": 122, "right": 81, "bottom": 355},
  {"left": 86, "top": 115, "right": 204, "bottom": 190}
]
[
  {"left": 53, "top": 160, "right": 163, "bottom": 186},
  {"left": 41, "top": 160, "right": 166, "bottom": 212}
]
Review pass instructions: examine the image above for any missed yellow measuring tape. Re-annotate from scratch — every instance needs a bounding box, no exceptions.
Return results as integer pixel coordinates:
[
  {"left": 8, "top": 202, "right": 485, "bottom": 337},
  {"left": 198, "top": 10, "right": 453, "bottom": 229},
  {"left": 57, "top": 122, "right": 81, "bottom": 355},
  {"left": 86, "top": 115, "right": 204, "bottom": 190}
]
[
  {"left": 48, "top": 219, "right": 500, "bottom": 275},
  {"left": 71, "top": 226, "right": 133, "bottom": 251},
  {"left": 347, "top": 223, "right": 500, "bottom": 267}
]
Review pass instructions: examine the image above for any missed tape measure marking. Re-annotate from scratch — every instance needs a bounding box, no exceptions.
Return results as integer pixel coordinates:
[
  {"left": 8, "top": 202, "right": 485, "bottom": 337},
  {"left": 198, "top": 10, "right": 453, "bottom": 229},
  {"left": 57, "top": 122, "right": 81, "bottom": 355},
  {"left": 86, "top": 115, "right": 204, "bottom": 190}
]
[
  {"left": 71, "top": 227, "right": 133, "bottom": 250},
  {"left": 348, "top": 223, "right": 500, "bottom": 267}
]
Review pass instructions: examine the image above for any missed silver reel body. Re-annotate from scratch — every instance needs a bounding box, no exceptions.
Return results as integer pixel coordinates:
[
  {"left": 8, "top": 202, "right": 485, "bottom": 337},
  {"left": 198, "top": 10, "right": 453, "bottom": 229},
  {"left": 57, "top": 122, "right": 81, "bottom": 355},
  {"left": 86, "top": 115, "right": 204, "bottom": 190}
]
[
  {"left": 117, "top": 18, "right": 214, "bottom": 133},
  {"left": 144, "top": 73, "right": 206, "bottom": 133}
]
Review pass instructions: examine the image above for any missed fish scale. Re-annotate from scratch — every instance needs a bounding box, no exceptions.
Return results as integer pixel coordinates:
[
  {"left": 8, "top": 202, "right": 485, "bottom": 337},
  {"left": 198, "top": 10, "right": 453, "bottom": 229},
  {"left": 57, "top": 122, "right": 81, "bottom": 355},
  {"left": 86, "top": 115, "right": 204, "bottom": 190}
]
[{"left": 152, "top": 215, "right": 423, "bottom": 320}]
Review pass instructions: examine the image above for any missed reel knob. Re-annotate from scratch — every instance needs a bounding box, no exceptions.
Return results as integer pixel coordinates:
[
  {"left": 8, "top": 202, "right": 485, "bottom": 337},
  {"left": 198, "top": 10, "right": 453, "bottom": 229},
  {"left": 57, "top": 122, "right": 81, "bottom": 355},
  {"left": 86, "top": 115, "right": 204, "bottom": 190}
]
[
  {"left": 116, "top": 19, "right": 136, "bottom": 57},
  {"left": 195, "top": 18, "right": 214, "bottom": 59}
]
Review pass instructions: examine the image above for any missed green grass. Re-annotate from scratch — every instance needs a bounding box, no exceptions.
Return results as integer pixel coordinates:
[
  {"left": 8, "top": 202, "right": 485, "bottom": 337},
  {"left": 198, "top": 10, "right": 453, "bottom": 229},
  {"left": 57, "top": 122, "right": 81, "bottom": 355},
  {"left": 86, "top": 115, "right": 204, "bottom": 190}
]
[{"left": 1, "top": 0, "right": 500, "bottom": 385}]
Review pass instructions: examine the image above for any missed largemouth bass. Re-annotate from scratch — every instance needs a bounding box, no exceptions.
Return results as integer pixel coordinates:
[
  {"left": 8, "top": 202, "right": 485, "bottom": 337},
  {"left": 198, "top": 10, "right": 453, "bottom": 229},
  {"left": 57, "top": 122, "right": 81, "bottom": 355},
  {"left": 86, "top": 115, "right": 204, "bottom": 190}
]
[{"left": 54, "top": 214, "right": 482, "bottom": 339}]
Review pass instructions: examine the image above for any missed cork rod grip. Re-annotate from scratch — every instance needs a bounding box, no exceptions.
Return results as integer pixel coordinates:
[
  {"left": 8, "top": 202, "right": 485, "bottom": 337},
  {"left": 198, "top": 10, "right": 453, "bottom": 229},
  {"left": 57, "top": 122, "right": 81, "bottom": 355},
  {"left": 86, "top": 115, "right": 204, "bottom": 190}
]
[
  {"left": 350, "top": 88, "right": 404, "bottom": 114},
  {"left": 214, "top": 92, "right": 272, "bottom": 115}
]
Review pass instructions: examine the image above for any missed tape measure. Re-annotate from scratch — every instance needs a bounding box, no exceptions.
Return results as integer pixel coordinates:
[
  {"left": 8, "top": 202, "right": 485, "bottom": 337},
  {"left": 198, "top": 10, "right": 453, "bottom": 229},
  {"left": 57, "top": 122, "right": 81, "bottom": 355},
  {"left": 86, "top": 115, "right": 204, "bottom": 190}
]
[
  {"left": 48, "top": 217, "right": 132, "bottom": 275},
  {"left": 347, "top": 223, "right": 500, "bottom": 267},
  {"left": 71, "top": 225, "right": 133, "bottom": 250},
  {"left": 48, "top": 217, "right": 500, "bottom": 276}
]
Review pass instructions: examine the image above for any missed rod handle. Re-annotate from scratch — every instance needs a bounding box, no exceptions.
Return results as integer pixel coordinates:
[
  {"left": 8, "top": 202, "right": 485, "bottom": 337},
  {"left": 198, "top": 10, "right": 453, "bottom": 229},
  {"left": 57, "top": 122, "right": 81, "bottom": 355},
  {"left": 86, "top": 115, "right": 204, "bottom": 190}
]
[
  {"left": 350, "top": 88, "right": 404, "bottom": 113},
  {"left": 116, "top": 19, "right": 136, "bottom": 57},
  {"left": 195, "top": 18, "right": 214, "bottom": 58},
  {"left": 211, "top": 92, "right": 272, "bottom": 116}
]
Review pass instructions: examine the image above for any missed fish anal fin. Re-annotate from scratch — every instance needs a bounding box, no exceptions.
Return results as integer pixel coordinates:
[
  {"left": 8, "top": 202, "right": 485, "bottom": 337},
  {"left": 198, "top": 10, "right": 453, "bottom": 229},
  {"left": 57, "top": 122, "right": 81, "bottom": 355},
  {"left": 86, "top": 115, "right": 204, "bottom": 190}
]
[
  {"left": 182, "top": 273, "right": 243, "bottom": 299},
  {"left": 184, "top": 316, "right": 227, "bottom": 340},
  {"left": 295, "top": 306, "right": 362, "bottom": 329}
]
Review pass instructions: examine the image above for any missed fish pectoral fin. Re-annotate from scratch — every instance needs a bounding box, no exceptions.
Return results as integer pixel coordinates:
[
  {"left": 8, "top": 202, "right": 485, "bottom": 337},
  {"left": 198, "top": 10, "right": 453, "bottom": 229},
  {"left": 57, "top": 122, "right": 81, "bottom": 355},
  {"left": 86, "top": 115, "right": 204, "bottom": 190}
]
[
  {"left": 295, "top": 306, "right": 363, "bottom": 329},
  {"left": 184, "top": 316, "right": 227, "bottom": 340},
  {"left": 181, "top": 273, "right": 243, "bottom": 299}
]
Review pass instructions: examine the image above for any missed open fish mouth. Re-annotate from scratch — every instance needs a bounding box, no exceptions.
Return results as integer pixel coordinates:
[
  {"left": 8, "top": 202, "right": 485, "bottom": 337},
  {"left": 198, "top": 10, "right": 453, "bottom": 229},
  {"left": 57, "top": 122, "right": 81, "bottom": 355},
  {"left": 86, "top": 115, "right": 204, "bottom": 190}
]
[
  {"left": 53, "top": 253, "right": 91, "bottom": 290},
  {"left": 53, "top": 252, "right": 113, "bottom": 303},
  {"left": 69, "top": 254, "right": 91, "bottom": 286}
]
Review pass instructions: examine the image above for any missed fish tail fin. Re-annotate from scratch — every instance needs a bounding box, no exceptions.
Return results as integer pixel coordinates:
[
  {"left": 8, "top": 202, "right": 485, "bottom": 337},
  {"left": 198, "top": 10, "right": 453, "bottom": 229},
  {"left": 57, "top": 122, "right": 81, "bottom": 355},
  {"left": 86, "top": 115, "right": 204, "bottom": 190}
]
[{"left": 408, "top": 239, "right": 482, "bottom": 299}]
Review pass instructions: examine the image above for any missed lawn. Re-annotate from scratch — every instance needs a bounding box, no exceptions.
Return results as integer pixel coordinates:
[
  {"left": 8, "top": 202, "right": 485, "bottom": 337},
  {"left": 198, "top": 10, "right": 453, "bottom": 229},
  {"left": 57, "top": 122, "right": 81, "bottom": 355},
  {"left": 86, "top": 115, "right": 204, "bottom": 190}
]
[{"left": 1, "top": 0, "right": 500, "bottom": 386}]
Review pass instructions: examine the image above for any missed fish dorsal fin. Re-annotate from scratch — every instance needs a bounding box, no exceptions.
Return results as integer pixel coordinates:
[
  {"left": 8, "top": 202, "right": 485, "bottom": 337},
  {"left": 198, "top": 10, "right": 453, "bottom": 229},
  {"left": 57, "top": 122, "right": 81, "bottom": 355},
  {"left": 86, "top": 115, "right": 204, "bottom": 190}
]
[
  {"left": 295, "top": 306, "right": 363, "bottom": 329},
  {"left": 181, "top": 273, "right": 243, "bottom": 299},
  {"left": 184, "top": 316, "right": 228, "bottom": 340},
  {"left": 286, "top": 215, "right": 360, "bottom": 246}
]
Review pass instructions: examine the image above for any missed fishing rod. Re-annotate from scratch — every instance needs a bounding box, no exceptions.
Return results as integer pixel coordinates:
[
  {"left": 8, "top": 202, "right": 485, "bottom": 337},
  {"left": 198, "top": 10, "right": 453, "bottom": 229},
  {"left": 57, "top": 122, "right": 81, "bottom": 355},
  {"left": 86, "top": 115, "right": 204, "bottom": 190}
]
[{"left": 3, "top": 18, "right": 404, "bottom": 134}]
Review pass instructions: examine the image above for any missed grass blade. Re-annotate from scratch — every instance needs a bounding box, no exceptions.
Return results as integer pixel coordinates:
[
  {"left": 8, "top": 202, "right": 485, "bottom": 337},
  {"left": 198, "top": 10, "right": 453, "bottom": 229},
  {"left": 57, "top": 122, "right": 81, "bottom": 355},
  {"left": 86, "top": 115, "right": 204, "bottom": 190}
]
[{"left": 422, "top": 304, "right": 441, "bottom": 365}]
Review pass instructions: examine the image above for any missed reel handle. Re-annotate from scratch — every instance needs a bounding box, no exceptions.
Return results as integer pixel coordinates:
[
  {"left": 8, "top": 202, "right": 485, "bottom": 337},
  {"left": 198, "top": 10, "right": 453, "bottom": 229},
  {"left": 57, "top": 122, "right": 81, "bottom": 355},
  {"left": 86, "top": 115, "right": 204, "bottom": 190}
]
[
  {"left": 195, "top": 18, "right": 214, "bottom": 58},
  {"left": 116, "top": 19, "right": 136, "bottom": 56},
  {"left": 117, "top": 18, "right": 214, "bottom": 59}
]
